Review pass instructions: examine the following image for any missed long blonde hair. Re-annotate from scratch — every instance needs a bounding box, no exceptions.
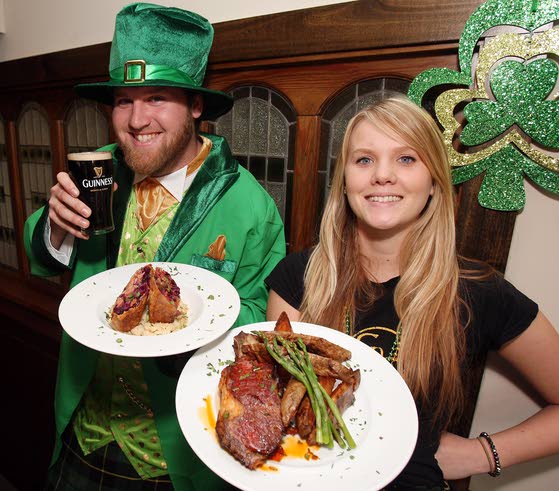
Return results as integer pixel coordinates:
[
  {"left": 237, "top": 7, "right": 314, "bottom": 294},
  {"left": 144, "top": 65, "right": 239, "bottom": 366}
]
[{"left": 300, "top": 96, "right": 464, "bottom": 427}]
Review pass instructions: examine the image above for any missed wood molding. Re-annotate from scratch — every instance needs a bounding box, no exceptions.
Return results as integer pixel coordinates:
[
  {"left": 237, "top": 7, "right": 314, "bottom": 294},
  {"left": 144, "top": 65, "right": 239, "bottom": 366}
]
[
  {"left": 209, "top": 0, "right": 483, "bottom": 63},
  {"left": 291, "top": 116, "right": 322, "bottom": 251},
  {"left": 456, "top": 176, "right": 517, "bottom": 273}
]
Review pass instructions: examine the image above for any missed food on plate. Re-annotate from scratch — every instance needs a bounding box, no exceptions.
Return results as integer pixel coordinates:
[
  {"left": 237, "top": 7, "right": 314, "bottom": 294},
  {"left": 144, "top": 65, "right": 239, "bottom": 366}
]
[
  {"left": 235, "top": 332, "right": 355, "bottom": 381},
  {"left": 258, "top": 331, "right": 351, "bottom": 361},
  {"left": 149, "top": 266, "right": 181, "bottom": 323},
  {"left": 216, "top": 357, "right": 283, "bottom": 469},
  {"left": 280, "top": 378, "right": 306, "bottom": 428},
  {"left": 215, "top": 312, "right": 360, "bottom": 469},
  {"left": 110, "top": 264, "right": 187, "bottom": 334},
  {"left": 111, "top": 264, "right": 152, "bottom": 332}
]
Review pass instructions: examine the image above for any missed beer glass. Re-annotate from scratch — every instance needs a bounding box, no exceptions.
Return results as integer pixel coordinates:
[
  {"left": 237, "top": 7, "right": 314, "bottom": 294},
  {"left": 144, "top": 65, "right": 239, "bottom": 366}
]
[{"left": 67, "top": 151, "right": 115, "bottom": 235}]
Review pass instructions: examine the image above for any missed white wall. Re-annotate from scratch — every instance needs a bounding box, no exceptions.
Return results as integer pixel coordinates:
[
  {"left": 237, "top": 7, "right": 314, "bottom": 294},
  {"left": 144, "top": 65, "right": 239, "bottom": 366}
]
[
  {"left": 1, "top": 1, "right": 558, "bottom": 489},
  {"left": 469, "top": 181, "right": 559, "bottom": 491}
]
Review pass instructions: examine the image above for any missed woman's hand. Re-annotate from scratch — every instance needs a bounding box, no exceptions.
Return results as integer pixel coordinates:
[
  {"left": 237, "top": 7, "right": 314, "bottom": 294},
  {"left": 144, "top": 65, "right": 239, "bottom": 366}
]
[{"left": 435, "top": 431, "right": 490, "bottom": 480}]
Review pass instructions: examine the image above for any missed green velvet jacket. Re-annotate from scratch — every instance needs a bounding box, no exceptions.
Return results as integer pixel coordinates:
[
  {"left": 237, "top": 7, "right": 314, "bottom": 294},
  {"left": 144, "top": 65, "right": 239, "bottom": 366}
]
[{"left": 24, "top": 133, "right": 286, "bottom": 490}]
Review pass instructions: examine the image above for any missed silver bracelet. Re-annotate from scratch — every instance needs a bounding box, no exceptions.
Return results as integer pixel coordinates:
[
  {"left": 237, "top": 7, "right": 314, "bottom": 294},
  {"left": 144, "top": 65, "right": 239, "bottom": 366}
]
[{"left": 479, "top": 431, "right": 501, "bottom": 477}]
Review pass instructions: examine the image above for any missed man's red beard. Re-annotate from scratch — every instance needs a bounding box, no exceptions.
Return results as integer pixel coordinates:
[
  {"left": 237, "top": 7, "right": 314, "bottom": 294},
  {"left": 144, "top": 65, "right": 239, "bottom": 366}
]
[{"left": 118, "top": 116, "right": 194, "bottom": 176}]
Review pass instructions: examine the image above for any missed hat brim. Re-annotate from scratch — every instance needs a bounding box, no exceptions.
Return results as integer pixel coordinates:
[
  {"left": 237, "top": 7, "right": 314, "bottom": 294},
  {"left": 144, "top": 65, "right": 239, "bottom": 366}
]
[{"left": 75, "top": 80, "right": 234, "bottom": 121}]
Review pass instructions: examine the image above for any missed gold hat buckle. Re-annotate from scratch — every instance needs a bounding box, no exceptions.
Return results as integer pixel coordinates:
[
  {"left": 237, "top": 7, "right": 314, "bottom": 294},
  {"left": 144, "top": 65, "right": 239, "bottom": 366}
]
[{"left": 123, "top": 60, "right": 146, "bottom": 83}]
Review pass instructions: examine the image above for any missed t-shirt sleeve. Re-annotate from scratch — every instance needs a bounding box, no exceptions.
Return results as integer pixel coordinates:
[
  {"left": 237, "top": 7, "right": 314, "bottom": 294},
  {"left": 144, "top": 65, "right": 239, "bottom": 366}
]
[
  {"left": 468, "top": 273, "right": 539, "bottom": 352},
  {"left": 265, "top": 249, "right": 310, "bottom": 310}
]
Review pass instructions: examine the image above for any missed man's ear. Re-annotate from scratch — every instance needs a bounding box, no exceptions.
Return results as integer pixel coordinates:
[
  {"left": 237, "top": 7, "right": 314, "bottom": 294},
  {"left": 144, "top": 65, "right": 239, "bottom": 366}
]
[{"left": 190, "top": 93, "right": 203, "bottom": 120}]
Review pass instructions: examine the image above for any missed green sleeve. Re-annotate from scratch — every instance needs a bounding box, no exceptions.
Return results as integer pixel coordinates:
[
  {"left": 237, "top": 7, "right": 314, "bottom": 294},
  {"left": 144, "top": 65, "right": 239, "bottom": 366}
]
[{"left": 232, "top": 197, "right": 286, "bottom": 327}]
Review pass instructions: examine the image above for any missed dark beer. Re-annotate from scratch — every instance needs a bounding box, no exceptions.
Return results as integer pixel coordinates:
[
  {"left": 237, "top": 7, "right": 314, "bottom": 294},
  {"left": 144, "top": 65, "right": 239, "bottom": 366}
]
[{"left": 67, "top": 152, "right": 115, "bottom": 235}]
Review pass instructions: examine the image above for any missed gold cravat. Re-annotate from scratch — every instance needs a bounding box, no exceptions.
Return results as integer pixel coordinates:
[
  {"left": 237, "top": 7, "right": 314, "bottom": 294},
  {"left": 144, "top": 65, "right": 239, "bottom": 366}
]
[
  {"left": 134, "top": 177, "right": 178, "bottom": 231},
  {"left": 134, "top": 137, "right": 213, "bottom": 231}
]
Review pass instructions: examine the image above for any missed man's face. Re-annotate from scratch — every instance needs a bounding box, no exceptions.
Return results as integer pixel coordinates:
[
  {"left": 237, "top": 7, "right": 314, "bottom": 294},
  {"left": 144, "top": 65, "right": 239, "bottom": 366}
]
[{"left": 112, "top": 86, "right": 202, "bottom": 176}]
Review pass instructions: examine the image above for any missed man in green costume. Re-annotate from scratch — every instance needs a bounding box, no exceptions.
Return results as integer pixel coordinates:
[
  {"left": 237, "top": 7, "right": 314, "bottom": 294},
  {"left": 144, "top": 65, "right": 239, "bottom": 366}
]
[{"left": 24, "top": 3, "right": 285, "bottom": 490}]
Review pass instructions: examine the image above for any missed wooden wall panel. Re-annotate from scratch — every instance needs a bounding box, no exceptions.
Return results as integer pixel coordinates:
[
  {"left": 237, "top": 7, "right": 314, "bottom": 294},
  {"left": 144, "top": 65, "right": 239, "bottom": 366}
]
[
  {"left": 291, "top": 116, "right": 322, "bottom": 251},
  {"left": 210, "top": 0, "right": 483, "bottom": 63}
]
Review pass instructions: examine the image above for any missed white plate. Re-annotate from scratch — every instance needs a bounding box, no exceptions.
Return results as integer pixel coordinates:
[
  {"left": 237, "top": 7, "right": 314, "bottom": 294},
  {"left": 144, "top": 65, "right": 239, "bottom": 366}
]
[
  {"left": 176, "top": 321, "right": 418, "bottom": 491},
  {"left": 58, "top": 262, "right": 240, "bottom": 357}
]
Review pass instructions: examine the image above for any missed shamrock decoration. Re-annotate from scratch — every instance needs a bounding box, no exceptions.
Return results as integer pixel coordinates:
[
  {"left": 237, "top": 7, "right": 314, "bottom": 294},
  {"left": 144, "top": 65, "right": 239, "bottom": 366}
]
[
  {"left": 409, "top": 0, "right": 559, "bottom": 211},
  {"left": 462, "top": 59, "right": 559, "bottom": 148}
]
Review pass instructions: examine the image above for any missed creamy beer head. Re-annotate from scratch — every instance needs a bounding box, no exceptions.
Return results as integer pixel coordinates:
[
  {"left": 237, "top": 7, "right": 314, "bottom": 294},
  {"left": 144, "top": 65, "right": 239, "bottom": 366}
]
[{"left": 67, "top": 151, "right": 115, "bottom": 235}]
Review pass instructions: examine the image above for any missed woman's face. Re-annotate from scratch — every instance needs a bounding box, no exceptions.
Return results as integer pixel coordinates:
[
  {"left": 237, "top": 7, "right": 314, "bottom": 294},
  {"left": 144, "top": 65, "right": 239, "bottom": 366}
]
[{"left": 344, "top": 119, "right": 434, "bottom": 240}]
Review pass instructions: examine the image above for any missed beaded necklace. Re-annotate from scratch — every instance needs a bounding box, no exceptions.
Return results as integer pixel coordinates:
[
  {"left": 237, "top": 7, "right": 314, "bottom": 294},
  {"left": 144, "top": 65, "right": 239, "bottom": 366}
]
[{"left": 344, "top": 308, "right": 402, "bottom": 365}]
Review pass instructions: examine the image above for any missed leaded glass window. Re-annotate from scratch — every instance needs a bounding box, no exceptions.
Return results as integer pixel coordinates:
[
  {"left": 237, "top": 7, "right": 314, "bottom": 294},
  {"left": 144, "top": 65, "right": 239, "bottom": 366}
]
[
  {"left": 0, "top": 117, "right": 18, "bottom": 269},
  {"left": 319, "top": 78, "right": 411, "bottom": 212},
  {"left": 209, "top": 86, "right": 296, "bottom": 245},
  {"left": 17, "top": 103, "right": 61, "bottom": 283},
  {"left": 18, "top": 103, "right": 53, "bottom": 218},
  {"left": 65, "top": 99, "right": 110, "bottom": 153}
]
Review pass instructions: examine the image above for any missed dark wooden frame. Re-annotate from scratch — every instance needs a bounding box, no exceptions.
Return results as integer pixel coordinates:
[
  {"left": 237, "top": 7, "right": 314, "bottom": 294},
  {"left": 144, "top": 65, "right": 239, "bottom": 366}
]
[{"left": 1, "top": 1, "right": 515, "bottom": 489}]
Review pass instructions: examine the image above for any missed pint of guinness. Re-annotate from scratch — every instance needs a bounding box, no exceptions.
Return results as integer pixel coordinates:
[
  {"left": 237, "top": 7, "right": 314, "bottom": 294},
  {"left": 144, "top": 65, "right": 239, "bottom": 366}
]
[{"left": 67, "top": 152, "right": 115, "bottom": 235}]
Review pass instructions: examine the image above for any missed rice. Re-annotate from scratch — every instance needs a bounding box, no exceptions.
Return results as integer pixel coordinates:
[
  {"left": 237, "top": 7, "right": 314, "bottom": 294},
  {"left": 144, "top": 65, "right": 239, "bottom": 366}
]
[{"left": 109, "top": 301, "right": 189, "bottom": 336}]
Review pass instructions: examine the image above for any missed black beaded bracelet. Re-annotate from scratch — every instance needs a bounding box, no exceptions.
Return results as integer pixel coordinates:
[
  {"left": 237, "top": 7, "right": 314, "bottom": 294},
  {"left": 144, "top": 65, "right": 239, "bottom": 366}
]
[{"left": 479, "top": 431, "right": 502, "bottom": 477}]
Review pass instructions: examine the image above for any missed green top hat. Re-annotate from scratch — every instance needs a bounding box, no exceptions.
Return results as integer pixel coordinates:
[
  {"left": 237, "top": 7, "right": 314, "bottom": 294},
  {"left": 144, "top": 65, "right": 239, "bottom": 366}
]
[{"left": 75, "top": 2, "right": 233, "bottom": 120}]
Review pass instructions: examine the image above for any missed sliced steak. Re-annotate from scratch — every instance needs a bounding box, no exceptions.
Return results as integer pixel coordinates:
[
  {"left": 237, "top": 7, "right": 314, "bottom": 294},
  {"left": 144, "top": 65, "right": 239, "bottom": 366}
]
[{"left": 216, "top": 356, "right": 283, "bottom": 469}]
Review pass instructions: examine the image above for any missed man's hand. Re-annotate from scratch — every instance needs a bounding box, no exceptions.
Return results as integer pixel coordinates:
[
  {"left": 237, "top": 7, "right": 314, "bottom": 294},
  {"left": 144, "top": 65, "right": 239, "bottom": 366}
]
[{"left": 48, "top": 172, "right": 92, "bottom": 248}]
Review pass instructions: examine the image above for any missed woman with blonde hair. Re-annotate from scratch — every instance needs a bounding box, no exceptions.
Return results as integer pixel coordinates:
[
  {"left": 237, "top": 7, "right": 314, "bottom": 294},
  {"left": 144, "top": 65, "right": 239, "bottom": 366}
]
[{"left": 266, "top": 96, "right": 559, "bottom": 489}]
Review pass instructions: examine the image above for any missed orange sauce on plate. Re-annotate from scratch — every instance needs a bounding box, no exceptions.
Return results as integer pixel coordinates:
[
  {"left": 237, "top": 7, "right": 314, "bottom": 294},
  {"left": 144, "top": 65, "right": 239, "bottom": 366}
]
[
  {"left": 269, "top": 434, "right": 319, "bottom": 463},
  {"left": 198, "top": 395, "right": 216, "bottom": 439}
]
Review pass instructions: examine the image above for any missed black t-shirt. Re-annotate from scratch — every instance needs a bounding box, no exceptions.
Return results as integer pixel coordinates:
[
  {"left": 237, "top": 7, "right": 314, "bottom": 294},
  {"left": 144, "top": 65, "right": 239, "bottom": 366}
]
[{"left": 265, "top": 249, "right": 539, "bottom": 489}]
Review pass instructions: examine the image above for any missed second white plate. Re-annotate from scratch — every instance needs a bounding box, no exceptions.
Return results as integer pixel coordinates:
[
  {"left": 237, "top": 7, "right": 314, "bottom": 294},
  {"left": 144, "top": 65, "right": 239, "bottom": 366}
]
[{"left": 176, "top": 321, "right": 418, "bottom": 491}]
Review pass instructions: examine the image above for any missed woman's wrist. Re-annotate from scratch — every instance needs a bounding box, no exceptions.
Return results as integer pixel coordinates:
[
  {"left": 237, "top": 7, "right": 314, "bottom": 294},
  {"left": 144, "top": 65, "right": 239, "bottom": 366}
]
[
  {"left": 478, "top": 432, "right": 502, "bottom": 477},
  {"left": 467, "top": 436, "right": 493, "bottom": 475},
  {"left": 477, "top": 435, "right": 495, "bottom": 474}
]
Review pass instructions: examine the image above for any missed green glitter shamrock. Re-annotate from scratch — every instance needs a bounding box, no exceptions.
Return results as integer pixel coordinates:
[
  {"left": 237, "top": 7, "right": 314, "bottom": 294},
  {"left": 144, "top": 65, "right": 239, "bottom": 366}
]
[
  {"left": 461, "top": 59, "right": 559, "bottom": 148},
  {"left": 408, "top": 0, "right": 559, "bottom": 211}
]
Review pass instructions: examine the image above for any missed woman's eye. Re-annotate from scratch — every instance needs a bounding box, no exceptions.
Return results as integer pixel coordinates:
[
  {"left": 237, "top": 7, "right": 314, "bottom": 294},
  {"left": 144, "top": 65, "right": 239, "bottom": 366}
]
[
  {"left": 356, "top": 156, "right": 372, "bottom": 165},
  {"left": 399, "top": 155, "right": 416, "bottom": 164}
]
